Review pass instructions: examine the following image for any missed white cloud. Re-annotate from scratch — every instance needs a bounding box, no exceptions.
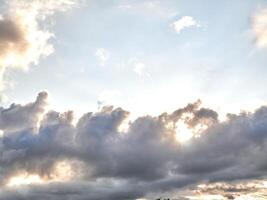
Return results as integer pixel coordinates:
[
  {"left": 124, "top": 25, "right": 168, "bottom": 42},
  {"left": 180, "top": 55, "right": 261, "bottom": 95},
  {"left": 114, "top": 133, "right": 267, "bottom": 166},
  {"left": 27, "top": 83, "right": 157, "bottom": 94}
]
[
  {"left": 128, "top": 57, "right": 150, "bottom": 77},
  {"left": 95, "top": 48, "right": 110, "bottom": 66},
  {"left": 171, "top": 16, "right": 201, "bottom": 33},
  {"left": 252, "top": 7, "right": 267, "bottom": 47},
  {"left": 0, "top": 0, "right": 77, "bottom": 94},
  {"left": 133, "top": 63, "right": 146, "bottom": 76}
]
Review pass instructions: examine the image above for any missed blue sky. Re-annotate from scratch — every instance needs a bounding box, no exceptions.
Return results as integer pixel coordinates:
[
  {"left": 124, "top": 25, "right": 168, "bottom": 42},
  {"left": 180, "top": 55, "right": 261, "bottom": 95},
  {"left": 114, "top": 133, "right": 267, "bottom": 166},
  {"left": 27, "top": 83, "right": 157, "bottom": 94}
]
[{"left": 3, "top": 0, "right": 267, "bottom": 118}]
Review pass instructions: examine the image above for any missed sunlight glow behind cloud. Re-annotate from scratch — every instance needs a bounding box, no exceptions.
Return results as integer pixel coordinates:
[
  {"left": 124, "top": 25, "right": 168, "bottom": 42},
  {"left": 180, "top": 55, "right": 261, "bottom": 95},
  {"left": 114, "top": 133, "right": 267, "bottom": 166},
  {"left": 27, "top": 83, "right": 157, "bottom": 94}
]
[{"left": 7, "top": 174, "right": 44, "bottom": 187}]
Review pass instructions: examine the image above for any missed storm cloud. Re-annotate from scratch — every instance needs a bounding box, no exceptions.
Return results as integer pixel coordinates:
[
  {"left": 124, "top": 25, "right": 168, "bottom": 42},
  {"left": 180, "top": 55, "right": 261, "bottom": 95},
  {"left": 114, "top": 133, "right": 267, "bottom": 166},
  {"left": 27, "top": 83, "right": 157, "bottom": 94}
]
[{"left": 0, "top": 92, "right": 267, "bottom": 199}]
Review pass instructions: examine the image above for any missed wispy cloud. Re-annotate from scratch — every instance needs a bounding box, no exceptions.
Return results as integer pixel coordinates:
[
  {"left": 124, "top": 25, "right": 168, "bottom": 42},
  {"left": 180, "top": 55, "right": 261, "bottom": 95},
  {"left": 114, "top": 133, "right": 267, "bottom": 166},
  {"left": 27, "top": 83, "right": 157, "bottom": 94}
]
[
  {"left": 133, "top": 62, "right": 146, "bottom": 76},
  {"left": 96, "top": 48, "right": 110, "bottom": 66},
  {"left": 170, "top": 16, "right": 201, "bottom": 33},
  {"left": 252, "top": 7, "right": 267, "bottom": 48},
  {"left": 129, "top": 57, "right": 149, "bottom": 77}
]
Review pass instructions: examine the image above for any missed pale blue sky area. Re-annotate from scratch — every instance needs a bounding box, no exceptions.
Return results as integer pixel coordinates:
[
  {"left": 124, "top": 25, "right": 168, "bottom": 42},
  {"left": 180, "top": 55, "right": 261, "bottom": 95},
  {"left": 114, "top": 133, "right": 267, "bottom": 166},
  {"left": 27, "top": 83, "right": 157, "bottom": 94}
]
[{"left": 4, "top": 0, "right": 267, "bottom": 117}]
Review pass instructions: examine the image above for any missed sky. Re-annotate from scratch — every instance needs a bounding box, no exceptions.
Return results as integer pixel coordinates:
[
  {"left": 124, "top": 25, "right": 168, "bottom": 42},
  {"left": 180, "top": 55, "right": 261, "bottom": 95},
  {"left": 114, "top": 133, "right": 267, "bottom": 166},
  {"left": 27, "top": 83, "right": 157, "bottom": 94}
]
[{"left": 1, "top": 0, "right": 267, "bottom": 199}]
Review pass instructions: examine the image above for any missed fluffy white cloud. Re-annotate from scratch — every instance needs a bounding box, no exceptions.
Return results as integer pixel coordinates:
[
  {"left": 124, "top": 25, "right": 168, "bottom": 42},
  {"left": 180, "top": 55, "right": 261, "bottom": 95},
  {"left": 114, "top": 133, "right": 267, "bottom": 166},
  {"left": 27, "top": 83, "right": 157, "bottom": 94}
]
[
  {"left": 96, "top": 48, "right": 110, "bottom": 66},
  {"left": 128, "top": 57, "right": 150, "bottom": 77},
  {"left": 133, "top": 62, "right": 146, "bottom": 76},
  {"left": 170, "top": 16, "right": 201, "bottom": 33},
  {"left": 0, "top": 0, "right": 76, "bottom": 94},
  {"left": 252, "top": 7, "right": 267, "bottom": 47}
]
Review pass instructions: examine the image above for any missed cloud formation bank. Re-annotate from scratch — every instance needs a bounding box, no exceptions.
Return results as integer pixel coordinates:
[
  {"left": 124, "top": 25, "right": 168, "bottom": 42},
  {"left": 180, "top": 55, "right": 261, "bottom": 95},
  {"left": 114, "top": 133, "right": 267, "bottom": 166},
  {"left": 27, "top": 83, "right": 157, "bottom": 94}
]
[{"left": 0, "top": 92, "right": 267, "bottom": 199}]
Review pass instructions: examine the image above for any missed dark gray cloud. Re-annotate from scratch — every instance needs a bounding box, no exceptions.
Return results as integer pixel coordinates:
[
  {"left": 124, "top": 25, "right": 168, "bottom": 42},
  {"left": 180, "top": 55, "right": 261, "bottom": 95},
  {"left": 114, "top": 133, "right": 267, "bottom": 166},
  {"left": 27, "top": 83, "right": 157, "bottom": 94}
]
[
  {"left": 0, "top": 91, "right": 48, "bottom": 132},
  {"left": 0, "top": 92, "right": 267, "bottom": 199}
]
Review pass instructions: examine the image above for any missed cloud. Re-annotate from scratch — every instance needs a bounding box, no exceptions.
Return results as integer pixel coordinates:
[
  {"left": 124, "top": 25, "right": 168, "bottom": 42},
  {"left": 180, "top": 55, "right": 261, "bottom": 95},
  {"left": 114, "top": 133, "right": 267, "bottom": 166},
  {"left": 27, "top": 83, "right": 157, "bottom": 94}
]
[
  {"left": 0, "top": 0, "right": 76, "bottom": 94},
  {"left": 96, "top": 48, "right": 110, "bottom": 66},
  {"left": 1, "top": 92, "right": 267, "bottom": 199},
  {"left": 133, "top": 63, "right": 146, "bottom": 76},
  {"left": 170, "top": 16, "right": 201, "bottom": 33},
  {"left": 252, "top": 7, "right": 267, "bottom": 48},
  {"left": 0, "top": 91, "right": 48, "bottom": 132},
  {"left": 190, "top": 181, "right": 267, "bottom": 199},
  {"left": 128, "top": 57, "right": 150, "bottom": 78}
]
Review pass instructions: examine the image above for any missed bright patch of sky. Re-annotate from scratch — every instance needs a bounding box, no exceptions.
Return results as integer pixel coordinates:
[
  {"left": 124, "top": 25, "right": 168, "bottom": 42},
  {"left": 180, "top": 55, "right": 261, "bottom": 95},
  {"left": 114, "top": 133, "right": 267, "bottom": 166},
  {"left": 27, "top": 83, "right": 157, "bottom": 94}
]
[{"left": 3, "top": 0, "right": 267, "bottom": 118}]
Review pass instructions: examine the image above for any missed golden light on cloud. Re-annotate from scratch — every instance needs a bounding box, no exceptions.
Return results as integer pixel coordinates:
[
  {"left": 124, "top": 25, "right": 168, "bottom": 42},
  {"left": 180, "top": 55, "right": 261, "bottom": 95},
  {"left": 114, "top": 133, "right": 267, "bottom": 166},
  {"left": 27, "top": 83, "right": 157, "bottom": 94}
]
[
  {"left": 175, "top": 121, "right": 193, "bottom": 143},
  {"left": 188, "top": 194, "right": 226, "bottom": 200},
  {"left": 7, "top": 174, "right": 44, "bottom": 187},
  {"left": 51, "top": 160, "right": 74, "bottom": 181},
  {"left": 174, "top": 110, "right": 210, "bottom": 143},
  {"left": 118, "top": 120, "right": 130, "bottom": 133},
  {"left": 191, "top": 181, "right": 267, "bottom": 200},
  {"left": 6, "top": 161, "right": 75, "bottom": 187}
]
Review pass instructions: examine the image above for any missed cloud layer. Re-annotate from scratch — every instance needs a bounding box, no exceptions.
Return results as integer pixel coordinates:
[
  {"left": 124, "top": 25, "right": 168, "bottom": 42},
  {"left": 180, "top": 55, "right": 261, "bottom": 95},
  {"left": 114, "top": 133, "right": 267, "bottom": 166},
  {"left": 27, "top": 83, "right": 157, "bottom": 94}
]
[{"left": 0, "top": 92, "right": 267, "bottom": 199}]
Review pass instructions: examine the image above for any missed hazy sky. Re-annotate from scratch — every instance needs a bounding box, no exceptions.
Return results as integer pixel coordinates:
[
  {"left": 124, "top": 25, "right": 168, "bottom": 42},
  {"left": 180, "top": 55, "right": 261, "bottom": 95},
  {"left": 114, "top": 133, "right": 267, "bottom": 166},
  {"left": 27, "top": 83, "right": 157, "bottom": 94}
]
[
  {"left": 3, "top": 0, "right": 267, "bottom": 117},
  {"left": 1, "top": 0, "right": 267, "bottom": 199}
]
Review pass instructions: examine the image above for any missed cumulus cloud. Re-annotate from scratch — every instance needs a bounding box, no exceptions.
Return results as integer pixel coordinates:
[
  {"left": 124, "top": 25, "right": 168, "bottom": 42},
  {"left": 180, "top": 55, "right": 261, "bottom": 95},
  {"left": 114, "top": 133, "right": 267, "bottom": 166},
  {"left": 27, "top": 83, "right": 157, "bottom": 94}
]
[
  {"left": 170, "top": 16, "right": 201, "bottom": 33},
  {"left": 0, "top": 92, "right": 267, "bottom": 199},
  {"left": 0, "top": 91, "right": 48, "bottom": 132},
  {"left": 133, "top": 62, "right": 146, "bottom": 76},
  {"left": 96, "top": 48, "right": 110, "bottom": 66},
  {"left": 0, "top": 0, "right": 76, "bottom": 93},
  {"left": 127, "top": 57, "right": 150, "bottom": 78},
  {"left": 252, "top": 7, "right": 267, "bottom": 47}
]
